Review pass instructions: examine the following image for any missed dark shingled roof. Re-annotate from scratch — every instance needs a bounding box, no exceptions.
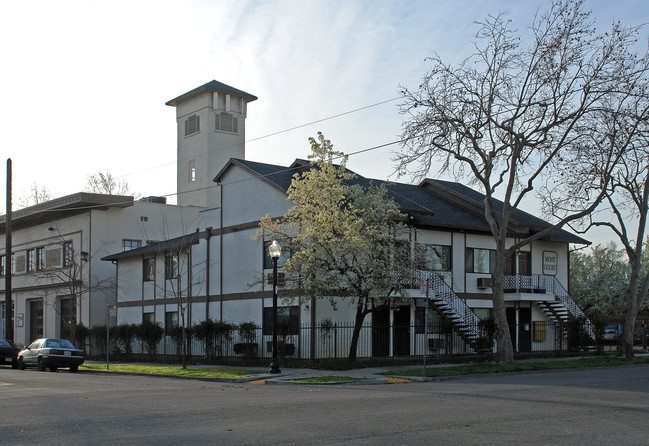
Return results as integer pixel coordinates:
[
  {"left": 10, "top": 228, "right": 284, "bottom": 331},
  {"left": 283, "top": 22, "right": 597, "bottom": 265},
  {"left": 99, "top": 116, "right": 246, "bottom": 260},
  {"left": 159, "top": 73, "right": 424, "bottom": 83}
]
[
  {"left": 166, "top": 80, "right": 258, "bottom": 107},
  {"left": 220, "top": 158, "right": 589, "bottom": 245},
  {"left": 0, "top": 193, "right": 134, "bottom": 234},
  {"left": 102, "top": 232, "right": 202, "bottom": 261}
]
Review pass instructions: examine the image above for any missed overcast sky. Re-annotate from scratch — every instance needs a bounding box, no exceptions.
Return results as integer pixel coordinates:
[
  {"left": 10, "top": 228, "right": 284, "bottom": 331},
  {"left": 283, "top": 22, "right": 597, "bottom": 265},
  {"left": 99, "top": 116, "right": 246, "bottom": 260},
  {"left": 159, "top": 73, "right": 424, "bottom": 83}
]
[{"left": 1, "top": 0, "right": 647, "bottom": 245}]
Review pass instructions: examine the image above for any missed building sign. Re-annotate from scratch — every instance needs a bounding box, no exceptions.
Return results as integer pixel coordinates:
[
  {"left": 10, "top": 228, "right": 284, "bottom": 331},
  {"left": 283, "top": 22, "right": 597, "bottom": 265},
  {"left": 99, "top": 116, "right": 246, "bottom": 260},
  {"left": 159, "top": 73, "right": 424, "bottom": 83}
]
[
  {"left": 543, "top": 251, "right": 558, "bottom": 276},
  {"left": 16, "top": 313, "right": 24, "bottom": 327}
]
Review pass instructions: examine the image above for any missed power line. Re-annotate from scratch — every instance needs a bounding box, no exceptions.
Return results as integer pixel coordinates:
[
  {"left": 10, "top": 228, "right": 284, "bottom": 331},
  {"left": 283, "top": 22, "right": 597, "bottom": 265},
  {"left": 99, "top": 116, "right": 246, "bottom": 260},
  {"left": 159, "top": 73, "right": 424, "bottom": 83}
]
[
  {"left": 26, "top": 136, "right": 434, "bottom": 217},
  {"left": 117, "top": 96, "right": 401, "bottom": 180}
]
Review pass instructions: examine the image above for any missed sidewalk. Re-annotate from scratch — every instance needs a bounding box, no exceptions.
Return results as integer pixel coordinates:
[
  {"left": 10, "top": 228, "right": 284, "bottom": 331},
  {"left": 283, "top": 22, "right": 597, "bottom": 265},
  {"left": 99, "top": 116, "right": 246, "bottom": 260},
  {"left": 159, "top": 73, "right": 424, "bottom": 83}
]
[{"left": 87, "top": 354, "right": 643, "bottom": 385}]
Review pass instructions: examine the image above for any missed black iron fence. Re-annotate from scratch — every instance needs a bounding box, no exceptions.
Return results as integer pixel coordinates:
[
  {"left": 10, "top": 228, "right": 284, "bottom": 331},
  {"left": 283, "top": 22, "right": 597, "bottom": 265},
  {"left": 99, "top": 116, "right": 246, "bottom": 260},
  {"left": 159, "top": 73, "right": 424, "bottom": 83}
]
[{"left": 89, "top": 319, "right": 611, "bottom": 362}]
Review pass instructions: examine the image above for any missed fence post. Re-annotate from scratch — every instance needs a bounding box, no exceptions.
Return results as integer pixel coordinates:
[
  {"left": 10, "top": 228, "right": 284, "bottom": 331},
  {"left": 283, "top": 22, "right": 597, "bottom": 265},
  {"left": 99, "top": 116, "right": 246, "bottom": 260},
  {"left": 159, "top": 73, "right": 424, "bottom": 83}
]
[{"left": 334, "top": 323, "right": 338, "bottom": 359}]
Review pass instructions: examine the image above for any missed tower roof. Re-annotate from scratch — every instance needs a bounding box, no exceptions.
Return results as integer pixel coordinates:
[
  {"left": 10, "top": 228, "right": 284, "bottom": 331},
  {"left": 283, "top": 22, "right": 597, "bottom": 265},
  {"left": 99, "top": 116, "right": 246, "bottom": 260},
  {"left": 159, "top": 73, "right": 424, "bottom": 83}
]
[{"left": 165, "top": 80, "right": 258, "bottom": 107}]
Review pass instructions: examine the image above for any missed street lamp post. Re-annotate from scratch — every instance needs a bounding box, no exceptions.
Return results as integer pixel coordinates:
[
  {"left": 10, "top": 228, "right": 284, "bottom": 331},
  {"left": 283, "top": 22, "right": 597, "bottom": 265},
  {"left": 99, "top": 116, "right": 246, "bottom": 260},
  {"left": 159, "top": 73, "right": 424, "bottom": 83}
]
[{"left": 268, "top": 240, "right": 282, "bottom": 374}]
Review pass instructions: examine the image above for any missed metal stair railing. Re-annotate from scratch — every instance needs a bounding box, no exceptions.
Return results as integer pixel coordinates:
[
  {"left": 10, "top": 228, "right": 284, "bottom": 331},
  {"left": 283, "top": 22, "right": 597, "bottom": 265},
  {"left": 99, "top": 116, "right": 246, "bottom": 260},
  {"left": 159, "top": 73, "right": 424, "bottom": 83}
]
[
  {"left": 427, "top": 273, "right": 481, "bottom": 341},
  {"left": 545, "top": 275, "right": 595, "bottom": 339},
  {"left": 504, "top": 274, "right": 595, "bottom": 339}
]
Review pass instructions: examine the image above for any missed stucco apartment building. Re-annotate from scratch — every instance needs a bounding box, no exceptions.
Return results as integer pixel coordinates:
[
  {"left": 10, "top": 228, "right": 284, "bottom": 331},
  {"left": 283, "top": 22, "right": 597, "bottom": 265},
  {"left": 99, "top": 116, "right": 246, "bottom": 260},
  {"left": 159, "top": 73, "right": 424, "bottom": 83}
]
[
  {"left": 0, "top": 193, "right": 201, "bottom": 345},
  {"left": 104, "top": 81, "right": 591, "bottom": 359}
]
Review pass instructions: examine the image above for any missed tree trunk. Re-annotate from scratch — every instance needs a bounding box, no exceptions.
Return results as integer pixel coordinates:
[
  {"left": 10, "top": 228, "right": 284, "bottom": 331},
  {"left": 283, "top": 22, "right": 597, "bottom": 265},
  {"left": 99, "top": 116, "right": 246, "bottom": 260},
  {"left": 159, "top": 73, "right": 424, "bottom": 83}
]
[
  {"left": 348, "top": 303, "right": 368, "bottom": 362},
  {"left": 492, "top": 249, "right": 515, "bottom": 364},
  {"left": 619, "top": 263, "right": 641, "bottom": 358}
]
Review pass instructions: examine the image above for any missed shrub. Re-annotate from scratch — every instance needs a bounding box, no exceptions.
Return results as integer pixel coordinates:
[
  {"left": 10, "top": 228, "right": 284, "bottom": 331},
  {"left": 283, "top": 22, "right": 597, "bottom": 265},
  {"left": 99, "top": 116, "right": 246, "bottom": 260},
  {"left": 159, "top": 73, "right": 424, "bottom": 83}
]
[
  {"left": 73, "top": 323, "right": 90, "bottom": 351},
  {"left": 112, "top": 323, "right": 138, "bottom": 358},
  {"left": 137, "top": 321, "right": 164, "bottom": 357}
]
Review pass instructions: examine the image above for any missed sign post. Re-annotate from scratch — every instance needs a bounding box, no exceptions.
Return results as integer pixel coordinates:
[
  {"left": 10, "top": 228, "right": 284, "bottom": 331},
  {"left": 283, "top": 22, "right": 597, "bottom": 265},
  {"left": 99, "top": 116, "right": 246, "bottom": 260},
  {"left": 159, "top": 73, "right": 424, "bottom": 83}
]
[
  {"left": 420, "top": 279, "right": 430, "bottom": 371},
  {"left": 107, "top": 305, "right": 116, "bottom": 370}
]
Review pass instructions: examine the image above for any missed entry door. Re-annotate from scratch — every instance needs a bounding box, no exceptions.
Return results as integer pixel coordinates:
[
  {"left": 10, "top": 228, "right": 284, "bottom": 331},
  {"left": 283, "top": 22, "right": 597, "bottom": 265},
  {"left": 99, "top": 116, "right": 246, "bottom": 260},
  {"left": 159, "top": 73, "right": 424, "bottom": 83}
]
[
  {"left": 518, "top": 308, "right": 532, "bottom": 352},
  {"left": 60, "top": 297, "right": 76, "bottom": 339},
  {"left": 372, "top": 307, "right": 390, "bottom": 357},
  {"left": 30, "top": 300, "right": 43, "bottom": 342},
  {"left": 505, "top": 307, "right": 532, "bottom": 352},
  {"left": 393, "top": 306, "right": 410, "bottom": 356},
  {"left": 506, "top": 308, "right": 517, "bottom": 351}
]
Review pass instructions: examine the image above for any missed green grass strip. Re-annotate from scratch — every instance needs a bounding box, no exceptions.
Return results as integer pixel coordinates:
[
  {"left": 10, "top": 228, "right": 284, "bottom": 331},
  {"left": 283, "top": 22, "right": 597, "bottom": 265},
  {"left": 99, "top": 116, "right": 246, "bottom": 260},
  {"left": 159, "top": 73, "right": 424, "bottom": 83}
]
[
  {"left": 287, "top": 376, "right": 370, "bottom": 383},
  {"left": 80, "top": 363, "right": 265, "bottom": 378},
  {"left": 379, "top": 356, "right": 649, "bottom": 378}
]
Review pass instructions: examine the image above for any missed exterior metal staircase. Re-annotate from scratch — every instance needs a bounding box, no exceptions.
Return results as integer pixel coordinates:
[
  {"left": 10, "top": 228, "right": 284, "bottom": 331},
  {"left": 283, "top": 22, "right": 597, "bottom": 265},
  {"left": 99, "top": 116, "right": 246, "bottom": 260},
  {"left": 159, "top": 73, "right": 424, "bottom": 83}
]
[
  {"left": 415, "top": 272, "right": 490, "bottom": 353},
  {"left": 504, "top": 275, "right": 595, "bottom": 339}
]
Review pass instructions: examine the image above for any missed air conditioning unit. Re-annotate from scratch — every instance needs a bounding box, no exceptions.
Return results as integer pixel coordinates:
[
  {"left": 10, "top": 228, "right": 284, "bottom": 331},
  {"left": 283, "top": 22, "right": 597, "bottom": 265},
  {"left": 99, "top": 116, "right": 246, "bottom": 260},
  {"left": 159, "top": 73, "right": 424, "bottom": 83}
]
[
  {"left": 477, "top": 277, "right": 492, "bottom": 289},
  {"left": 266, "top": 272, "right": 286, "bottom": 286}
]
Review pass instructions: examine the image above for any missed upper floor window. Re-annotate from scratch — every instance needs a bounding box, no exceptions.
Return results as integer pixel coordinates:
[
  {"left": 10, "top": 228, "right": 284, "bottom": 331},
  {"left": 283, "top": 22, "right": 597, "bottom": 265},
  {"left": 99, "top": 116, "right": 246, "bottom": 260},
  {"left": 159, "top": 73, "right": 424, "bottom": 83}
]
[
  {"left": 63, "top": 242, "right": 73, "bottom": 267},
  {"left": 188, "top": 160, "right": 196, "bottom": 182},
  {"left": 0, "top": 255, "right": 5, "bottom": 277},
  {"left": 26, "top": 249, "right": 35, "bottom": 273},
  {"left": 263, "top": 240, "right": 290, "bottom": 269},
  {"left": 165, "top": 253, "right": 179, "bottom": 279},
  {"left": 465, "top": 248, "right": 496, "bottom": 274},
  {"left": 184, "top": 114, "right": 200, "bottom": 136},
  {"left": 143, "top": 257, "right": 155, "bottom": 282},
  {"left": 122, "top": 239, "right": 142, "bottom": 252},
  {"left": 215, "top": 113, "right": 238, "bottom": 133},
  {"left": 36, "top": 247, "right": 45, "bottom": 270},
  {"left": 417, "top": 244, "right": 452, "bottom": 271}
]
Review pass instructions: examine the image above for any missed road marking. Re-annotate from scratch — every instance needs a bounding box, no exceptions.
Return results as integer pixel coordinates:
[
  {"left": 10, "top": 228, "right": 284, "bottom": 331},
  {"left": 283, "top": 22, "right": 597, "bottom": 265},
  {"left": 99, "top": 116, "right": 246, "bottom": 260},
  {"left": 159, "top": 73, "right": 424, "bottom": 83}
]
[{"left": 0, "top": 382, "right": 15, "bottom": 386}]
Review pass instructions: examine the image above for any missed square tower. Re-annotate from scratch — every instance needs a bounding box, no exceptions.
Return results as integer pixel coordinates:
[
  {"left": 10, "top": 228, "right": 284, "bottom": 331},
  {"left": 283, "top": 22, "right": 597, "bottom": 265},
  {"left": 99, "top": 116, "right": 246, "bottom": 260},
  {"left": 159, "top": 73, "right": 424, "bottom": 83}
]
[{"left": 166, "top": 80, "right": 257, "bottom": 208}]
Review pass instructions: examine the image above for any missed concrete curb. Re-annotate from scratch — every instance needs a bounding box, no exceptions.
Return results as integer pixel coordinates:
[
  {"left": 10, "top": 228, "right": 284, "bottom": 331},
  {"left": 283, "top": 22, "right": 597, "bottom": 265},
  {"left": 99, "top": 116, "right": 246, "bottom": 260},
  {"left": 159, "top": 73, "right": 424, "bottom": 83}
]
[
  {"left": 265, "top": 377, "right": 389, "bottom": 386},
  {"left": 79, "top": 368, "right": 269, "bottom": 383}
]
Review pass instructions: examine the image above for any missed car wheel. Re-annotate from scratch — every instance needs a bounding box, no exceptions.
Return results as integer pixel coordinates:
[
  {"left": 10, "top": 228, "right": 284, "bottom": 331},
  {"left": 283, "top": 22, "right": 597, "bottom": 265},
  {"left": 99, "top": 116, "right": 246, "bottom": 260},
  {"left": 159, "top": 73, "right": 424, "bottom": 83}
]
[
  {"left": 69, "top": 366, "right": 78, "bottom": 373},
  {"left": 38, "top": 357, "right": 46, "bottom": 372},
  {"left": 49, "top": 367, "right": 58, "bottom": 372},
  {"left": 17, "top": 357, "right": 25, "bottom": 370}
]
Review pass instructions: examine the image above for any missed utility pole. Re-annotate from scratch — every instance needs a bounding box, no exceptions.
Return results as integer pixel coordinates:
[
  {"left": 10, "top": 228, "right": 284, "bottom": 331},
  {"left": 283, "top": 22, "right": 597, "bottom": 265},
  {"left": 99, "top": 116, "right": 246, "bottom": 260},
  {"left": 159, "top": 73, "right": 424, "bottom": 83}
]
[{"left": 5, "top": 159, "right": 13, "bottom": 342}]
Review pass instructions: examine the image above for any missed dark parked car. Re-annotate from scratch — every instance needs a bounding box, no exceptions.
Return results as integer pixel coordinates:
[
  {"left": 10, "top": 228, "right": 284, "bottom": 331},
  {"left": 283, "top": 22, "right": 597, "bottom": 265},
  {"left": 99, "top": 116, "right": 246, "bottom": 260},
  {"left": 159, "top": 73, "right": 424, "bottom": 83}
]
[
  {"left": 603, "top": 323, "right": 622, "bottom": 343},
  {"left": 0, "top": 340, "right": 19, "bottom": 369},
  {"left": 17, "top": 338, "right": 84, "bottom": 372}
]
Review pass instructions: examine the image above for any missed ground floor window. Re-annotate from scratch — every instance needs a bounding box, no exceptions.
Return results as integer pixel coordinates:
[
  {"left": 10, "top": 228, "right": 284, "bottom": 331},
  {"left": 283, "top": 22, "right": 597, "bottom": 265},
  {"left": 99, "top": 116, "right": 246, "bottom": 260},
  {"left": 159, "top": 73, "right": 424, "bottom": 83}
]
[
  {"left": 165, "top": 311, "right": 178, "bottom": 334},
  {"left": 263, "top": 306, "right": 299, "bottom": 335}
]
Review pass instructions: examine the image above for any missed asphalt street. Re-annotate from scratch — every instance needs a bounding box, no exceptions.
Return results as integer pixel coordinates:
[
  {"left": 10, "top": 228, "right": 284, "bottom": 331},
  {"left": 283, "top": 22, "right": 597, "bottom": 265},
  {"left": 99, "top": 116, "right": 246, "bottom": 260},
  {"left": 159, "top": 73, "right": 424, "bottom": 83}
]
[{"left": 1, "top": 364, "right": 648, "bottom": 445}]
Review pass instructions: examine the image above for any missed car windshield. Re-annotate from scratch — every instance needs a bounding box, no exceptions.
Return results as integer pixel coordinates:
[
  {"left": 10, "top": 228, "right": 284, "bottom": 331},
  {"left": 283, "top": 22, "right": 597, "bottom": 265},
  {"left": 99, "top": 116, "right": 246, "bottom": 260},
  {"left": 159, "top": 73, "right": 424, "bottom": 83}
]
[
  {"left": 0, "top": 340, "right": 11, "bottom": 347},
  {"left": 44, "top": 339, "right": 75, "bottom": 349}
]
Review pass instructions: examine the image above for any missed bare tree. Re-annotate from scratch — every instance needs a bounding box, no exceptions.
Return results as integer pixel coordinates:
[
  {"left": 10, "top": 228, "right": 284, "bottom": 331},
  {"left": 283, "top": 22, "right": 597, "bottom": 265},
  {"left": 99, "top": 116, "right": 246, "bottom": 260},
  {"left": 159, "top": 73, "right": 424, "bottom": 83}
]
[
  {"left": 85, "top": 170, "right": 131, "bottom": 195},
  {"left": 17, "top": 183, "right": 52, "bottom": 209},
  {"left": 572, "top": 98, "right": 649, "bottom": 358},
  {"left": 31, "top": 233, "right": 114, "bottom": 347},
  {"left": 395, "top": 0, "right": 649, "bottom": 363},
  {"left": 162, "top": 236, "right": 206, "bottom": 368}
]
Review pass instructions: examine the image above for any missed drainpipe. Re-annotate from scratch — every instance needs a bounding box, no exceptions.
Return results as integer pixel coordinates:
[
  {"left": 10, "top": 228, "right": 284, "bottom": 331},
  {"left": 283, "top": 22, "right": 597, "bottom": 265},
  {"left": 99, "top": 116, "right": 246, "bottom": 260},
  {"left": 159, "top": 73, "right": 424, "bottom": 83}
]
[
  {"left": 205, "top": 227, "right": 212, "bottom": 320},
  {"left": 218, "top": 183, "right": 223, "bottom": 323}
]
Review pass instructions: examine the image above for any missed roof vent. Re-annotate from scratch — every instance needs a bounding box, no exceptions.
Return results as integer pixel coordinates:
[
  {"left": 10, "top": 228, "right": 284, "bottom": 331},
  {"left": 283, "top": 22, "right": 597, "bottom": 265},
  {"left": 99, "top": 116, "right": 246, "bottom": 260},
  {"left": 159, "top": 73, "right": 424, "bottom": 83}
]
[{"left": 139, "top": 196, "right": 167, "bottom": 204}]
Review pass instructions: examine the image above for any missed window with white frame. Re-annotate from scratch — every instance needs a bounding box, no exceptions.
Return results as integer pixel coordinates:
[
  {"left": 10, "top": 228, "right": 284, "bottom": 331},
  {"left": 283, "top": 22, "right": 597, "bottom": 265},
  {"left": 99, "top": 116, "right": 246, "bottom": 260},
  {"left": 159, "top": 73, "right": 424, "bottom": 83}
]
[
  {"left": 26, "top": 249, "right": 35, "bottom": 273},
  {"left": 143, "top": 257, "right": 155, "bottom": 282},
  {"left": 465, "top": 248, "right": 496, "bottom": 274},
  {"left": 36, "top": 247, "right": 45, "bottom": 270},
  {"left": 63, "top": 242, "right": 73, "bottom": 267},
  {"left": 165, "top": 253, "right": 179, "bottom": 279},
  {"left": 165, "top": 311, "right": 178, "bottom": 334},
  {"left": 418, "top": 244, "right": 452, "bottom": 271},
  {"left": 122, "top": 239, "right": 142, "bottom": 252}
]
